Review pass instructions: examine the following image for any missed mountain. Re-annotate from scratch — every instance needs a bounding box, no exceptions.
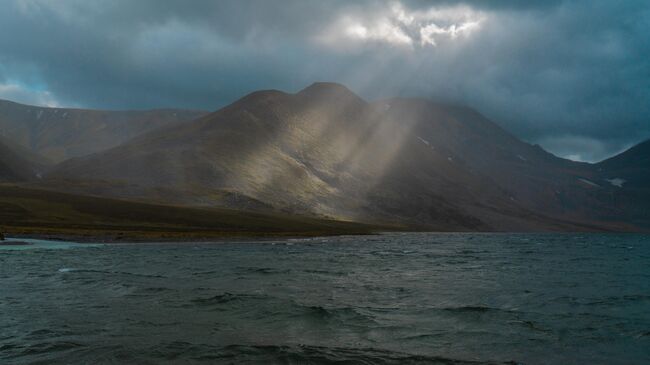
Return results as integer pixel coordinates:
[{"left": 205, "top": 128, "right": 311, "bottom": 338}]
[
  {"left": 45, "top": 83, "right": 645, "bottom": 231},
  {"left": 0, "top": 99, "right": 206, "bottom": 163},
  {"left": 594, "top": 139, "right": 650, "bottom": 227},
  {"left": 597, "top": 139, "right": 650, "bottom": 188},
  {"left": 0, "top": 136, "right": 51, "bottom": 182}
]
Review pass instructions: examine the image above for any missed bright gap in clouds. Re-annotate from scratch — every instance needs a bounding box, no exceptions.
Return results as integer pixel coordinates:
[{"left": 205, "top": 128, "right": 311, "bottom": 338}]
[
  {"left": 319, "top": 2, "right": 485, "bottom": 49},
  {"left": 0, "top": 82, "right": 60, "bottom": 107}
]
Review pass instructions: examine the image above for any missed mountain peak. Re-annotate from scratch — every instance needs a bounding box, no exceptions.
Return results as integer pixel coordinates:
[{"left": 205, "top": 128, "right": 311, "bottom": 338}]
[
  {"left": 297, "top": 82, "right": 365, "bottom": 103},
  {"left": 597, "top": 138, "right": 650, "bottom": 168},
  {"left": 301, "top": 81, "right": 349, "bottom": 91},
  {"left": 632, "top": 138, "right": 650, "bottom": 150},
  {"left": 234, "top": 89, "right": 289, "bottom": 104}
]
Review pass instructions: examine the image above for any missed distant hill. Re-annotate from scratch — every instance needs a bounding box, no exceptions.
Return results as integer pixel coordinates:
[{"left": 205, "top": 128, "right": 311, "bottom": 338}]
[
  {"left": 46, "top": 82, "right": 644, "bottom": 231},
  {"left": 0, "top": 136, "right": 51, "bottom": 182},
  {"left": 0, "top": 99, "right": 206, "bottom": 163}
]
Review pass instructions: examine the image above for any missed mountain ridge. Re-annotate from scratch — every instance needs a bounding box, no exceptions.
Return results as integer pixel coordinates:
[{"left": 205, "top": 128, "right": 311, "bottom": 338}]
[
  {"left": 0, "top": 98, "right": 207, "bottom": 163},
  {"left": 41, "top": 82, "right": 647, "bottom": 231}
]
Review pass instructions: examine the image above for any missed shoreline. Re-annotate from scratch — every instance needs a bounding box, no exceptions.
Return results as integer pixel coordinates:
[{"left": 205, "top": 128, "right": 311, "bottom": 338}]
[
  {"left": 4, "top": 230, "right": 385, "bottom": 244},
  {"left": 5, "top": 230, "right": 646, "bottom": 245}
]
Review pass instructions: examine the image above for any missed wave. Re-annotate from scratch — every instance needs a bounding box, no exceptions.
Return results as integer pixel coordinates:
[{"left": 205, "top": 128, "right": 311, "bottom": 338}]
[
  {"left": 635, "top": 331, "right": 650, "bottom": 339},
  {"left": 236, "top": 266, "right": 292, "bottom": 275},
  {"left": 188, "top": 293, "right": 377, "bottom": 325},
  {"left": 142, "top": 342, "right": 513, "bottom": 365},
  {"left": 25, "top": 328, "right": 75, "bottom": 339},
  {"left": 296, "top": 305, "right": 372, "bottom": 323},
  {"left": 138, "top": 286, "right": 174, "bottom": 293},
  {"left": 420, "top": 306, "right": 523, "bottom": 320},
  {"left": 303, "top": 269, "right": 347, "bottom": 275},
  {"left": 189, "top": 267, "right": 291, "bottom": 276},
  {"left": 56, "top": 268, "right": 167, "bottom": 278},
  {"left": 440, "top": 306, "right": 513, "bottom": 314},
  {"left": 19, "top": 341, "right": 85, "bottom": 356},
  {"left": 190, "top": 292, "right": 269, "bottom": 305},
  {"left": 551, "top": 294, "right": 650, "bottom": 307}
]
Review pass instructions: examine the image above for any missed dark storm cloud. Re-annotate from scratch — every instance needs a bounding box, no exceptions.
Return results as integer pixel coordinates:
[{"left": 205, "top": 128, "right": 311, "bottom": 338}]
[{"left": 0, "top": 0, "right": 648, "bottom": 161}]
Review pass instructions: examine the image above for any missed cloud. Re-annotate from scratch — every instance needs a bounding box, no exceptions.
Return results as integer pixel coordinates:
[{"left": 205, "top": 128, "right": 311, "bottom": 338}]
[
  {"left": 536, "top": 135, "right": 633, "bottom": 163},
  {"left": 316, "top": 3, "right": 483, "bottom": 49},
  {"left": 0, "top": 82, "right": 59, "bottom": 107},
  {"left": 0, "top": 0, "right": 648, "bottom": 161}
]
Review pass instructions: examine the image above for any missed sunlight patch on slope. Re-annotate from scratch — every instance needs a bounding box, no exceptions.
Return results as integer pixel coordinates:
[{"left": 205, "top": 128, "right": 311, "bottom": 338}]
[{"left": 218, "top": 88, "right": 422, "bottom": 220}]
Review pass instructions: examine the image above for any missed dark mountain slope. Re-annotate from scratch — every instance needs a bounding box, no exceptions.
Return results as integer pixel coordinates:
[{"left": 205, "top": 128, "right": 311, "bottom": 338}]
[
  {"left": 45, "top": 83, "right": 642, "bottom": 231},
  {"left": 597, "top": 139, "right": 650, "bottom": 188},
  {"left": 0, "top": 99, "right": 206, "bottom": 163},
  {"left": 0, "top": 136, "right": 51, "bottom": 182},
  {"left": 594, "top": 139, "right": 650, "bottom": 227}
]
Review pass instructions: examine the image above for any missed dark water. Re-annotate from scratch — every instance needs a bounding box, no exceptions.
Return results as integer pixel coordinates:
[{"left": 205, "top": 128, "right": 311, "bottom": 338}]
[{"left": 1, "top": 233, "right": 649, "bottom": 365}]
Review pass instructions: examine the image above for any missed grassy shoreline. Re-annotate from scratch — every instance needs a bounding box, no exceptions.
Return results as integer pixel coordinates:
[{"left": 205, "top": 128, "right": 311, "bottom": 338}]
[
  {"left": 1, "top": 185, "right": 390, "bottom": 243},
  {"left": 4, "top": 228, "right": 381, "bottom": 244}
]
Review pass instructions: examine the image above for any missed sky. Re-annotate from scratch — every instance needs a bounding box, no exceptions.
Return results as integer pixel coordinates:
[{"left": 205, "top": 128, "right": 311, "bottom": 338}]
[{"left": 0, "top": 0, "right": 648, "bottom": 162}]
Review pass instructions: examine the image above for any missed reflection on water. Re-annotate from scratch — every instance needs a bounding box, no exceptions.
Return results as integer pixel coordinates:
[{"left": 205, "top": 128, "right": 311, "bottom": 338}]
[{"left": 0, "top": 233, "right": 649, "bottom": 364}]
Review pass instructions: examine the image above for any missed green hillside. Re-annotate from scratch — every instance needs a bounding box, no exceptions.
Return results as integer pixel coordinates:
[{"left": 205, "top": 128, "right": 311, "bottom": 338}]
[{"left": 0, "top": 185, "right": 386, "bottom": 241}]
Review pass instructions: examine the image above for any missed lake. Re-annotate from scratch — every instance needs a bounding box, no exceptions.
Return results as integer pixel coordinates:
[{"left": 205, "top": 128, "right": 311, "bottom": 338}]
[{"left": 1, "top": 233, "right": 649, "bottom": 364}]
